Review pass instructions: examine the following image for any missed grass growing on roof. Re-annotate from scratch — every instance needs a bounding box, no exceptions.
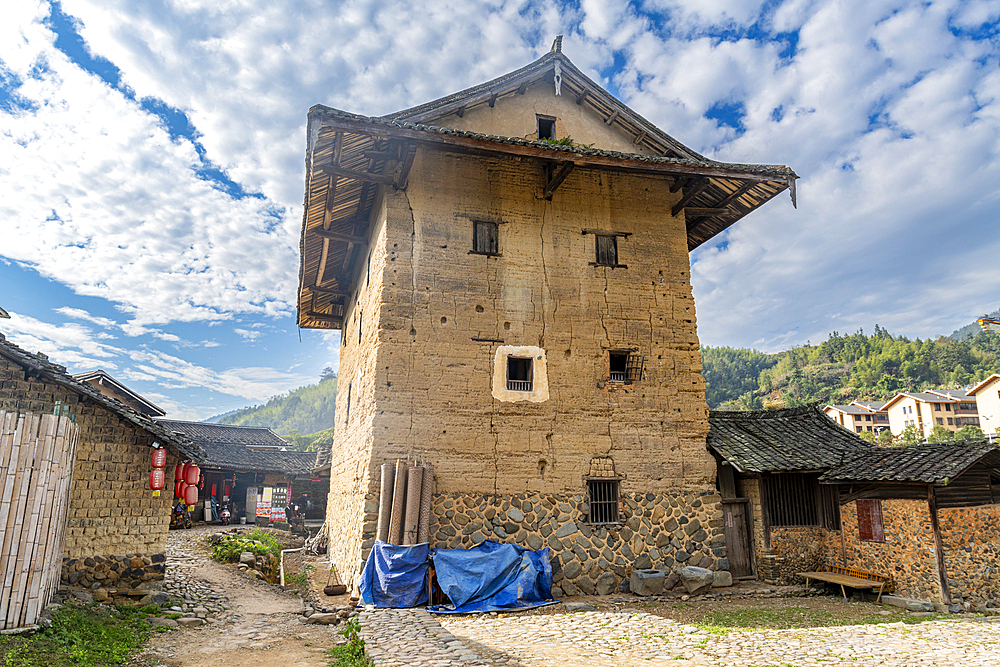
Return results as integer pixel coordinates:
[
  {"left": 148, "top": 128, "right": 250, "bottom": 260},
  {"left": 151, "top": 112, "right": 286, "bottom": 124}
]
[{"left": 0, "top": 603, "right": 157, "bottom": 667}]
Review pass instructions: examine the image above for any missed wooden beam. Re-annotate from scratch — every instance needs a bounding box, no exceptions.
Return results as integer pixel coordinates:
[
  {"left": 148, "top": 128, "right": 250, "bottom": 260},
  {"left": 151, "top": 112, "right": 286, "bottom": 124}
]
[
  {"left": 576, "top": 88, "right": 589, "bottom": 105},
  {"left": 488, "top": 92, "right": 498, "bottom": 108},
  {"left": 332, "top": 132, "right": 344, "bottom": 166},
  {"left": 313, "top": 228, "right": 368, "bottom": 245},
  {"left": 363, "top": 150, "right": 395, "bottom": 160},
  {"left": 927, "top": 486, "right": 952, "bottom": 605},
  {"left": 544, "top": 162, "right": 575, "bottom": 200},
  {"left": 455, "top": 105, "right": 466, "bottom": 118},
  {"left": 395, "top": 145, "right": 417, "bottom": 190},
  {"left": 672, "top": 178, "right": 710, "bottom": 216},
  {"left": 685, "top": 207, "right": 732, "bottom": 217},
  {"left": 321, "top": 174, "right": 338, "bottom": 228},
  {"left": 715, "top": 182, "right": 755, "bottom": 209},
  {"left": 306, "top": 311, "right": 343, "bottom": 324},
  {"left": 604, "top": 109, "right": 619, "bottom": 125},
  {"left": 516, "top": 82, "right": 528, "bottom": 95},
  {"left": 322, "top": 165, "right": 395, "bottom": 186},
  {"left": 306, "top": 286, "right": 349, "bottom": 297},
  {"left": 633, "top": 130, "right": 647, "bottom": 145},
  {"left": 669, "top": 177, "right": 690, "bottom": 194}
]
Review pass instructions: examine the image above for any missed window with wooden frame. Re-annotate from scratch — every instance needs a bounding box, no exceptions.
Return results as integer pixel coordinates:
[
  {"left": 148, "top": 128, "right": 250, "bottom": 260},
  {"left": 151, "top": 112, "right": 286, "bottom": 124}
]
[
  {"left": 856, "top": 499, "right": 884, "bottom": 542},
  {"left": 608, "top": 350, "right": 644, "bottom": 383},
  {"left": 537, "top": 115, "right": 556, "bottom": 140},
  {"left": 472, "top": 220, "right": 499, "bottom": 255},
  {"left": 506, "top": 357, "right": 533, "bottom": 392},
  {"left": 586, "top": 478, "right": 621, "bottom": 525},
  {"left": 595, "top": 234, "right": 618, "bottom": 266},
  {"left": 763, "top": 473, "right": 840, "bottom": 529}
]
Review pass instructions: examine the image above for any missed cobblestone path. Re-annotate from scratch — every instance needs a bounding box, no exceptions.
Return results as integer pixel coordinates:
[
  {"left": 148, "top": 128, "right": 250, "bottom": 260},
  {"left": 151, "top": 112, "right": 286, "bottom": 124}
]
[{"left": 360, "top": 606, "right": 1000, "bottom": 667}]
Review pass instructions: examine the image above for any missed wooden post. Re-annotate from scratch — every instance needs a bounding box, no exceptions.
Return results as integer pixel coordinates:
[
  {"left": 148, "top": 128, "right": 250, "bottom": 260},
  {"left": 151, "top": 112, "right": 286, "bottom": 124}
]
[{"left": 927, "top": 485, "right": 951, "bottom": 605}]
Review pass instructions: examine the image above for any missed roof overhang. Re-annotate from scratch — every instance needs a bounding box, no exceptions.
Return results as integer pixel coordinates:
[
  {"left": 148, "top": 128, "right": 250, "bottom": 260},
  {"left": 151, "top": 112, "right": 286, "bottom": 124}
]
[{"left": 298, "top": 109, "right": 797, "bottom": 330}]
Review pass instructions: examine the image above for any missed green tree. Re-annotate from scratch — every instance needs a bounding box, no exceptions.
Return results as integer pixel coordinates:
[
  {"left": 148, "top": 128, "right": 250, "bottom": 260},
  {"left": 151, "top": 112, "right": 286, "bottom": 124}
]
[
  {"left": 927, "top": 425, "right": 954, "bottom": 443},
  {"left": 898, "top": 424, "right": 923, "bottom": 445},
  {"left": 858, "top": 430, "right": 876, "bottom": 443},
  {"left": 953, "top": 425, "right": 985, "bottom": 442},
  {"left": 877, "top": 429, "right": 894, "bottom": 446}
]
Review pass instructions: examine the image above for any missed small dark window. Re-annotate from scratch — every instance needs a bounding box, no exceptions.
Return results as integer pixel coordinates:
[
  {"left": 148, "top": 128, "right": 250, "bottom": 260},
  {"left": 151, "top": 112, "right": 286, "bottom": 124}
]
[
  {"left": 865, "top": 415, "right": 872, "bottom": 421},
  {"left": 609, "top": 351, "right": 644, "bottom": 382},
  {"left": 935, "top": 403, "right": 941, "bottom": 411},
  {"left": 587, "top": 479, "right": 620, "bottom": 524},
  {"left": 345, "top": 383, "right": 352, "bottom": 424},
  {"left": 595, "top": 234, "right": 617, "bottom": 266},
  {"left": 937, "top": 417, "right": 944, "bottom": 425},
  {"left": 537, "top": 115, "right": 556, "bottom": 140},
  {"left": 945, "top": 404, "right": 951, "bottom": 412},
  {"left": 856, "top": 499, "right": 884, "bottom": 542},
  {"left": 473, "top": 220, "right": 499, "bottom": 255},
  {"left": 507, "top": 357, "right": 533, "bottom": 391}
]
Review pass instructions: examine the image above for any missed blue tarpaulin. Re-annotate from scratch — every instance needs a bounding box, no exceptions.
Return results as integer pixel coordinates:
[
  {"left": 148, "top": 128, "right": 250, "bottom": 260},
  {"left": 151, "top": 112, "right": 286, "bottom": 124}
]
[
  {"left": 358, "top": 541, "right": 430, "bottom": 608},
  {"left": 426, "top": 540, "right": 554, "bottom": 614}
]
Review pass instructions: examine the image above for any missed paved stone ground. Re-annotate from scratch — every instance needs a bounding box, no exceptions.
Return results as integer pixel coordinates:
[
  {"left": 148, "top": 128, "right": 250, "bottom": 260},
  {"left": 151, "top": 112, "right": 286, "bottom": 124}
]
[
  {"left": 359, "top": 606, "right": 1000, "bottom": 667},
  {"left": 162, "top": 527, "right": 234, "bottom": 624}
]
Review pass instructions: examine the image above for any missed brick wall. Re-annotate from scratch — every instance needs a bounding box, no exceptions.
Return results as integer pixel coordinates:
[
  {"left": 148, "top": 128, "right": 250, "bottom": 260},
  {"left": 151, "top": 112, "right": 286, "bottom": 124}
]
[{"left": 0, "top": 356, "right": 179, "bottom": 559}]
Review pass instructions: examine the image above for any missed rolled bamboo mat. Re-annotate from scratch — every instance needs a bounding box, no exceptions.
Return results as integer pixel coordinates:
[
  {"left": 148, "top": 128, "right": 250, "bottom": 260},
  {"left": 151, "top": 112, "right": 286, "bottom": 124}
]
[
  {"left": 376, "top": 463, "right": 394, "bottom": 543},
  {"left": 387, "top": 459, "right": 408, "bottom": 545},
  {"left": 417, "top": 462, "right": 434, "bottom": 544},
  {"left": 402, "top": 466, "right": 423, "bottom": 545}
]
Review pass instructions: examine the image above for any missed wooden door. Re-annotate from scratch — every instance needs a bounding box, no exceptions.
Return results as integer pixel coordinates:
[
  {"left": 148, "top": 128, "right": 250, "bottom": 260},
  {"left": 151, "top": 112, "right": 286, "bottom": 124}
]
[{"left": 722, "top": 499, "right": 754, "bottom": 579}]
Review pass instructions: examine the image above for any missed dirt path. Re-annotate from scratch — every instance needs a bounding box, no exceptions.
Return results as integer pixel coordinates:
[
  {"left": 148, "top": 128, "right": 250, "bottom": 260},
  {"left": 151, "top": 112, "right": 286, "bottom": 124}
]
[{"left": 140, "top": 527, "right": 344, "bottom": 667}]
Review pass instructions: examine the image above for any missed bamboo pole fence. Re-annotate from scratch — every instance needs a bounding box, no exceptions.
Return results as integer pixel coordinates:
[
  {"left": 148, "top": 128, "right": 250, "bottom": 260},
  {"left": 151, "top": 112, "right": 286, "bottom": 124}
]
[{"left": 0, "top": 411, "right": 81, "bottom": 630}]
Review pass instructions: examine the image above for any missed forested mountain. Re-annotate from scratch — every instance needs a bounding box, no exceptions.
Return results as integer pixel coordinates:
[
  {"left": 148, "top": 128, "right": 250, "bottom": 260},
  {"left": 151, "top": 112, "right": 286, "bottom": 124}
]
[
  {"left": 214, "top": 376, "right": 338, "bottom": 437},
  {"left": 703, "top": 325, "right": 1000, "bottom": 410}
]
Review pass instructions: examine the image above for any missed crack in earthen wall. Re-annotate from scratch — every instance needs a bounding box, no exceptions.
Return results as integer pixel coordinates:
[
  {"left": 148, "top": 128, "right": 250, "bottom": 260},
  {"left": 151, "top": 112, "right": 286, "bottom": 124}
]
[{"left": 404, "top": 190, "right": 418, "bottom": 450}]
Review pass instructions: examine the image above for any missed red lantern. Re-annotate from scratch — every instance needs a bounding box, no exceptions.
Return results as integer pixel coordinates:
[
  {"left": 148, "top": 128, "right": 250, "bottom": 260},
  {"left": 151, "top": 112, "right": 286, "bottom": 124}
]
[
  {"left": 198, "top": 474, "right": 204, "bottom": 490},
  {"left": 184, "top": 483, "right": 198, "bottom": 506},
  {"left": 185, "top": 463, "right": 200, "bottom": 485},
  {"left": 151, "top": 448, "right": 167, "bottom": 469},
  {"left": 175, "top": 463, "right": 184, "bottom": 480},
  {"left": 149, "top": 469, "right": 165, "bottom": 491},
  {"left": 175, "top": 480, "right": 186, "bottom": 498}
]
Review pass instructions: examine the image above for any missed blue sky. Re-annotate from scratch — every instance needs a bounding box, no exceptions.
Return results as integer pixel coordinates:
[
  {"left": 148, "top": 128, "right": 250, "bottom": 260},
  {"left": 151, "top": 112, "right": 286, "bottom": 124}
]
[{"left": 1, "top": 0, "right": 998, "bottom": 420}]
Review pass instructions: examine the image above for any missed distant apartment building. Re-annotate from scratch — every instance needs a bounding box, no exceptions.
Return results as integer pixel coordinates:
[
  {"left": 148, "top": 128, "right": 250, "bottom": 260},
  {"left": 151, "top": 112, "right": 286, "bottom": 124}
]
[
  {"left": 966, "top": 375, "right": 1000, "bottom": 434},
  {"left": 824, "top": 401, "right": 889, "bottom": 434},
  {"left": 883, "top": 391, "right": 978, "bottom": 438}
]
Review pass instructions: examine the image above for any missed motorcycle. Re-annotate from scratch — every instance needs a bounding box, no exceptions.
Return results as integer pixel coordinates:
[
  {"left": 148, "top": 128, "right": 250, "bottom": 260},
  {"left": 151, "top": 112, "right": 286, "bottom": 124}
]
[
  {"left": 220, "top": 503, "right": 232, "bottom": 525},
  {"left": 171, "top": 502, "right": 192, "bottom": 529}
]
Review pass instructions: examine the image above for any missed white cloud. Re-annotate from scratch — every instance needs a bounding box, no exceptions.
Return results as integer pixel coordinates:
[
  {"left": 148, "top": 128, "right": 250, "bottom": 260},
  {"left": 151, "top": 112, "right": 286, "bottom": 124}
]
[
  {"left": 233, "top": 328, "right": 262, "bottom": 341},
  {"left": 1, "top": 311, "right": 123, "bottom": 367}
]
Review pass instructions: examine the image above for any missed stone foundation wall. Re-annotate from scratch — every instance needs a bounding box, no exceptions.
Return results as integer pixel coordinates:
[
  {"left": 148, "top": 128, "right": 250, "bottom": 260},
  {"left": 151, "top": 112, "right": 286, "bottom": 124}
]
[
  {"left": 326, "top": 489, "right": 378, "bottom": 592},
  {"left": 939, "top": 504, "right": 1000, "bottom": 607},
  {"left": 60, "top": 553, "right": 166, "bottom": 593},
  {"left": 429, "top": 491, "right": 726, "bottom": 596},
  {"left": 768, "top": 526, "right": 839, "bottom": 584}
]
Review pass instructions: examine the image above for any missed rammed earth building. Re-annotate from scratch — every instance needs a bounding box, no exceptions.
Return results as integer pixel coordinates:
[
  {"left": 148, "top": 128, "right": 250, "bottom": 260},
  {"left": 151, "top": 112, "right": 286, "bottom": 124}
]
[{"left": 297, "top": 39, "right": 797, "bottom": 595}]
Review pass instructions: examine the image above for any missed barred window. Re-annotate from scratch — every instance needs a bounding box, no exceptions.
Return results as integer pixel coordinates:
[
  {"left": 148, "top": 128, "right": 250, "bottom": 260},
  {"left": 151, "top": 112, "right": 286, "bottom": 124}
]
[
  {"left": 608, "top": 351, "right": 644, "bottom": 382},
  {"left": 506, "top": 357, "right": 532, "bottom": 392},
  {"left": 763, "top": 473, "right": 840, "bottom": 529},
  {"left": 587, "top": 479, "right": 620, "bottom": 525},
  {"left": 473, "top": 220, "right": 499, "bottom": 255},
  {"left": 595, "top": 234, "right": 617, "bottom": 266}
]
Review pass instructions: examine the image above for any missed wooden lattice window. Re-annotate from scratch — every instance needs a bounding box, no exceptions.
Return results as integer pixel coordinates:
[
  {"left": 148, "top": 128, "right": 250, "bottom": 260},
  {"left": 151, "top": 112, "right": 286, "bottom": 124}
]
[
  {"left": 586, "top": 478, "right": 621, "bottom": 525},
  {"left": 764, "top": 473, "right": 840, "bottom": 529},
  {"left": 608, "top": 351, "right": 644, "bottom": 382},
  {"left": 856, "top": 499, "right": 884, "bottom": 542},
  {"left": 506, "top": 357, "right": 533, "bottom": 392},
  {"left": 473, "top": 220, "right": 499, "bottom": 255}
]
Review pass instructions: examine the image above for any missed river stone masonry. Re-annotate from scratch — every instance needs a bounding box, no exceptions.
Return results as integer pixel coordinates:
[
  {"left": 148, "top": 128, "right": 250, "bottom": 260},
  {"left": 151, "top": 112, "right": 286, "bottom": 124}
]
[{"left": 430, "top": 491, "right": 727, "bottom": 596}]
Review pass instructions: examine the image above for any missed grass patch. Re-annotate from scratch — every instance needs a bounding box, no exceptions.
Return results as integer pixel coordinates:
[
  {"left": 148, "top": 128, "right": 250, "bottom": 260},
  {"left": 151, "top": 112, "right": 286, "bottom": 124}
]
[
  {"left": 210, "top": 528, "right": 282, "bottom": 582},
  {"left": 0, "top": 603, "right": 155, "bottom": 667},
  {"left": 328, "top": 618, "right": 371, "bottom": 667},
  {"left": 678, "top": 604, "right": 942, "bottom": 634}
]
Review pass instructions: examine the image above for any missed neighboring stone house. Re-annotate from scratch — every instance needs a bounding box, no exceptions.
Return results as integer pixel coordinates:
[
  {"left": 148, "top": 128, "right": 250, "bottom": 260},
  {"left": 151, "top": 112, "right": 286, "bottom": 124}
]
[
  {"left": 708, "top": 405, "right": 872, "bottom": 582},
  {"left": 822, "top": 441, "right": 1000, "bottom": 609},
  {"left": 0, "top": 333, "right": 202, "bottom": 591},
  {"left": 158, "top": 420, "right": 326, "bottom": 522},
  {"left": 296, "top": 40, "right": 798, "bottom": 595}
]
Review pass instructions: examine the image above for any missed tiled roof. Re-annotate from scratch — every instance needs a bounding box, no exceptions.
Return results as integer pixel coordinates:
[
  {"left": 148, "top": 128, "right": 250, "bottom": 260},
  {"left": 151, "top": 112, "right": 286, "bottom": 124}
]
[
  {"left": 0, "top": 333, "right": 202, "bottom": 461},
  {"left": 157, "top": 420, "right": 316, "bottom": 475},
  {"left": 708, "top": 404, "right": 874, "bottom": 473},
  {"left": 820, "top": 440, "right": 1000, "bottom": 485},
  {"left": 313, "top": 440, "right": 332, "bottom": 472},
  {"left": 927, "top": 389, "right": 972, "bottom": 401},
  {"left": 826, "top": 404, "right": 869, "bottom": 415},
  {"left": 852, "top": 401, "right": 887, "bottom": 412}
]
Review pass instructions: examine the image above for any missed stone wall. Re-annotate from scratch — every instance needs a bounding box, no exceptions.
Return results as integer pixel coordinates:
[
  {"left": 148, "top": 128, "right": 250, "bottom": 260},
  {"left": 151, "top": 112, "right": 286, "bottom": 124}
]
[
  {"left": 768, "top": 526, "right": 838, "bottom": 584},
  {"left": 326, "top": 489, "right": 378, "bottom": 590},
  {"left": 939, "top": 504, "right": 1000, "bottom": 607},
  {"left": 430, "top": 491, "right": 727, "bottom": 596},
  {"left": 60, "top": 553, "right": 166, "bottom": 599},
  {"left": 0, "top": 354, "right": 179, "bottom": 559}
]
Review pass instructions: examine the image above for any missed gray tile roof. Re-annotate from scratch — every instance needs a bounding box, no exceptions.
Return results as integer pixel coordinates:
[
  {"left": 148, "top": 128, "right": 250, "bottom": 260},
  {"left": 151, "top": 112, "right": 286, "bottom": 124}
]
[
  {"left": 157, "top": 420, "right": 316, "bottom": 476},
  {"left": 708, "top": 404, "right": 874, "bottom": 473},
  {"left": 852, "top": 401, "right": 887, "bottom": 412},
  {"left": 820, "top": 440, "right": 1000, "bottom": 485},
  {"left": 0, "top": 333, "right": 202, "bottom": 461},
  {"left": 827, "top": 404, "right": 869, "bottom": 415}
]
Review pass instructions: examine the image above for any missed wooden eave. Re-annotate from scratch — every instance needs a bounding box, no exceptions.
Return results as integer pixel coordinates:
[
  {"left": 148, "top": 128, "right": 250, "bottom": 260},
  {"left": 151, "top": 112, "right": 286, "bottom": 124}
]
[{"left": 298, "top": 110, "right": 796, "bottom": 330}]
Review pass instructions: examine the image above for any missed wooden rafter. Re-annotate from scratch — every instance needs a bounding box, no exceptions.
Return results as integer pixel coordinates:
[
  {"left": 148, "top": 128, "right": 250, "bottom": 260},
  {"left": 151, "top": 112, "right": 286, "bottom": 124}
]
[
  {"left": 516, "top": 82, "right": 528, "bottom": 95},
  {"left": 306, "top": 311, "right": 343, "bottom": 324},
  {"left": 314, "top": 229, "right": 368, "bottom": 245},
  {"left": 576, "top": 88, "right": 589, "bottom": 105},
  {"left": 715, "top": 182, "right": 755, "bottom": 209},
  {"left": 488, "top": 92, "right": 498, "bottom": 108},
  {"left": 322, "top": 165, "right": 395, "bottom": 186},
  {"left": 456, "top": 105, "right": 466, "bottom": 118},
  {"left": 671, "top": 178, "right": 710, "bottom": 216},
  {"left": 544, "top": 162, "right": 575, "bottom": 200},
  {"left": 685, "top": 207, "right": 732, "bottom": 217},
  {"left": 306, "top": 286, "right": 350, "bottom": 297},
  {"left": 633, "top": 130, "right": 647, "bottom": 145},
  {"left": 670, "top": 177, "right": 691, "bottom": 194},
  {"left": 604, "top": 109, "right": 619, "bottom": 125},
  {"left": 395, "top": 145, "right": 417, "bottom": 189}
]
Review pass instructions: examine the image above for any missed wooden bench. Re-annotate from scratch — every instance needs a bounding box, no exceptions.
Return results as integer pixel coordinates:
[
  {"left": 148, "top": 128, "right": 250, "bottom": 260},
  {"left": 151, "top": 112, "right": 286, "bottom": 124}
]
[{"left": 798, "top": 565, "right": 894, "bottom": 602}]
